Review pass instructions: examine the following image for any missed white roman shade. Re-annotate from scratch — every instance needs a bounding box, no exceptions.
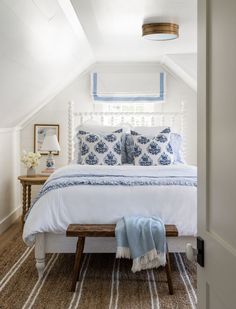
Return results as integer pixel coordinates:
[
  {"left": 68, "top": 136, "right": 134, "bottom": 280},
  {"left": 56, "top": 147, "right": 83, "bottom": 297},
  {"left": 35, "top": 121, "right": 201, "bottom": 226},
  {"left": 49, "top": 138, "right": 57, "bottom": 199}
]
[{"left": 91, "top": 72, "right": 166, "bottom": 102}]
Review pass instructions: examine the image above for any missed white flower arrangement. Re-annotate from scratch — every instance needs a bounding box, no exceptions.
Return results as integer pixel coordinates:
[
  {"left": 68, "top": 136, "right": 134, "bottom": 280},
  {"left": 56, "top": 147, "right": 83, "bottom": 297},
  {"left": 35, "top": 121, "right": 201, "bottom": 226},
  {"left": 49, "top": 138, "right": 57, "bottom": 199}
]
[{"left": 21, "top": 151, "right": 41, "bottom": 168}]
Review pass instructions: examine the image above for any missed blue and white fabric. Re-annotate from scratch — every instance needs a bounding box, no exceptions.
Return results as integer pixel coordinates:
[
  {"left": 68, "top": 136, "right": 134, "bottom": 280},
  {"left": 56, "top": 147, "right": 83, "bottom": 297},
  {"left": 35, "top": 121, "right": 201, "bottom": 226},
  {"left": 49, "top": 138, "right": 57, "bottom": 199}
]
[
  {"left": 73, "top": 121, "right": 130, "bottom": 164},
  {"left": 23, "top": 164, "right": 197, "bottom": 246},
  {"left": 170, "top": 133, "right": 185, "bottom": 164},
  {"left": 26, "top": 163, "right": 197, "bottom": 216},
  {"left": 131, "top": 129, "right": 174, "bottom": 166},
  {"left": 116, "top": 216, "right": 166, "bottom": 272},
  {"left": 79, "top": 130, "right": 123, "bottom": 166},
  {"left": 126, "top": 127, "right": 184, "bottom": 164},
  {"left": 125, "top": 134, "right": 135, "bottom": 164}
]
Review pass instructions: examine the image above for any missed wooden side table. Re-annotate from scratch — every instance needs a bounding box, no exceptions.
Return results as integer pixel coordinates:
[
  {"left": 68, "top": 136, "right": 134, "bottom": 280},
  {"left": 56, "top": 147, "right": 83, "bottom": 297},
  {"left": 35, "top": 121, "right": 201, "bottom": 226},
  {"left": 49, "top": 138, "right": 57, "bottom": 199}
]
[{"left": 18, "top": 175, "right": 49, "bottom": 227}]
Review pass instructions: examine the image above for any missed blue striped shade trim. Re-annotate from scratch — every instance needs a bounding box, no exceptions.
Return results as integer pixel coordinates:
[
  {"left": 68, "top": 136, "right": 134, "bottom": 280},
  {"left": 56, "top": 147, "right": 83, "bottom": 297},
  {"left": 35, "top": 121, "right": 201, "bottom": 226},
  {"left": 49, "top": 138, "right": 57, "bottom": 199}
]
[{"left": 92, "top": 72, "right": 165, "bottom": 102}]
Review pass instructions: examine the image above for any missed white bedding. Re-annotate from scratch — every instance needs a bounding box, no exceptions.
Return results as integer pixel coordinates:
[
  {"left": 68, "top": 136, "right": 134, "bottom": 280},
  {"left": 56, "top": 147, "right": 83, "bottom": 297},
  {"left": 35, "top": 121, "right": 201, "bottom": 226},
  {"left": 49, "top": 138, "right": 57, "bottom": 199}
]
[{"left": 23, "top": 164, "right": 197, "bottom": 246}]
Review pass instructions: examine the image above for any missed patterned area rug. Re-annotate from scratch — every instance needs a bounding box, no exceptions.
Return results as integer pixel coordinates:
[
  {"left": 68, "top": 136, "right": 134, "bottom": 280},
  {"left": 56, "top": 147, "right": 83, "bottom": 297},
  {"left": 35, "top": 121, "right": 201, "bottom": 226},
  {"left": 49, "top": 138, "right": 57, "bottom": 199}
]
[{"left": 0, "top": 229, "right": 197, "bottom": 309}]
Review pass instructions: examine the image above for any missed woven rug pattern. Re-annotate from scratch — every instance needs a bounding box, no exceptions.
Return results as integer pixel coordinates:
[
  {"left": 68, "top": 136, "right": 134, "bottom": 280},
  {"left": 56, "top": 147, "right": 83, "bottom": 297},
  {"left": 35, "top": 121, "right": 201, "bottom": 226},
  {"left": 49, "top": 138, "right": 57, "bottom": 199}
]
[{"left": 0, "top": 231, "right": 197, "bottom": 309}]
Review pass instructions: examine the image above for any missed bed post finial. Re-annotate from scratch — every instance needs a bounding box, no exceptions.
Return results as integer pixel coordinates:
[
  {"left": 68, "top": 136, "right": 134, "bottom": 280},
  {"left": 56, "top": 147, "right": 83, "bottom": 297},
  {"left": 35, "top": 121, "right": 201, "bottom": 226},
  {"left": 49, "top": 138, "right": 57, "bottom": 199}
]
[{"left": 68, "top": 101, "right": 74, "bottom": 164}]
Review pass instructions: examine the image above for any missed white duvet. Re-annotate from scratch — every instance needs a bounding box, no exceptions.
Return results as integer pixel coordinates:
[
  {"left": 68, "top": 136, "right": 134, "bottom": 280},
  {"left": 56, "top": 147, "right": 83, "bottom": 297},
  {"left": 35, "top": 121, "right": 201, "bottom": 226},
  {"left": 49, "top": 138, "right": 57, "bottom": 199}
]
[{"left": 23, "top": 164, "right": 197, "bottom": 246}]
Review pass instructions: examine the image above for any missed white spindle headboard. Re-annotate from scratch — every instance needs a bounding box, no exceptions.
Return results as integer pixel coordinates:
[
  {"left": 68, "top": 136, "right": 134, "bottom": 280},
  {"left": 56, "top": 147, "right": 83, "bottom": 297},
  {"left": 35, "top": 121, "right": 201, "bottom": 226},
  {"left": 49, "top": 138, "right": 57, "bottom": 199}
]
[{"left": 68, "top": 101, "right": 186, "bottom": 163}]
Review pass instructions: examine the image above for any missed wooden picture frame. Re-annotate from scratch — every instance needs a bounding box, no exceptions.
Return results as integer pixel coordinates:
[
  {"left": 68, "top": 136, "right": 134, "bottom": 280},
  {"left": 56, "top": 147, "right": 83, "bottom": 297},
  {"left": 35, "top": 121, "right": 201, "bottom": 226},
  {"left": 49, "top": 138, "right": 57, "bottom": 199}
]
[{"left": 34, "top": 124, "right": 60, "bottom": 155}]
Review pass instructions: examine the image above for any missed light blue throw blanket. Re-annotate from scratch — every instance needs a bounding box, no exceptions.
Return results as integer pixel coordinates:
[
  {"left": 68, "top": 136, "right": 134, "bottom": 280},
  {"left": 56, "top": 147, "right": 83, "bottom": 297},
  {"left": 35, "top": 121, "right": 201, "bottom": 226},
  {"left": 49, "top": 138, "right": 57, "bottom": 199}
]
[{"left": 115, "top": 216, "right": 166, "bottom": 272}]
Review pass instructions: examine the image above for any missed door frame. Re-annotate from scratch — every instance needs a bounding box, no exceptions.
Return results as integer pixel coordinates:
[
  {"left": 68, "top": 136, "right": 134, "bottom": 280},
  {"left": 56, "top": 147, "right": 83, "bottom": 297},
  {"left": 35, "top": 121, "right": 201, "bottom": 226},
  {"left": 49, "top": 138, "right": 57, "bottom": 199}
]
[
  {"left": 197, "top": 1, "right": 207, "bottom": 237},
  {"left": 197, "top": 0, "right": 207, "bottom": 306},
  {"left": 197, "top": 1, "right": 236, "bottom": 307}
]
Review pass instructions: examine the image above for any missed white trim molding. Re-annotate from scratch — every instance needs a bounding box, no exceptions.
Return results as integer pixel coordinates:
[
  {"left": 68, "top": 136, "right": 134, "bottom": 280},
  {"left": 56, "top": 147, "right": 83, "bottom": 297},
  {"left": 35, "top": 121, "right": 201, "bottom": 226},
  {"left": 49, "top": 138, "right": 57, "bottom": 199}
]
[
  {"left": 0, "top": 206, "right": 22, "bottom": 234},
  {"left": 0, "top": 127, "right": 21, "bottom": 134},
  {"left": 161, "top": 55, "right": 197, "bottom": 92}
]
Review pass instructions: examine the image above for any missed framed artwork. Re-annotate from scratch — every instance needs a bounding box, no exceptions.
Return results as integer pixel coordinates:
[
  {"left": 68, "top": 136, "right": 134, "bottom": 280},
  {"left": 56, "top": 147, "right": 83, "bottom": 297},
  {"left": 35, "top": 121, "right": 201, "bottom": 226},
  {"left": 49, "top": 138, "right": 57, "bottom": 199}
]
[{"left": 34, "top": 124, "right": 60, "bottom": 155}]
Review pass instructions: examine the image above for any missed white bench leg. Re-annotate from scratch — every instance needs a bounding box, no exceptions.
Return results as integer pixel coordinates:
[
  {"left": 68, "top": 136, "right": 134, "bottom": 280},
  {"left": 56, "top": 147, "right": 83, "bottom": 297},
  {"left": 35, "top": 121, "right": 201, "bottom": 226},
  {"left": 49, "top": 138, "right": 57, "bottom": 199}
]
[{"left": 35, "top": 233, "right": 45, "bottom": 279}]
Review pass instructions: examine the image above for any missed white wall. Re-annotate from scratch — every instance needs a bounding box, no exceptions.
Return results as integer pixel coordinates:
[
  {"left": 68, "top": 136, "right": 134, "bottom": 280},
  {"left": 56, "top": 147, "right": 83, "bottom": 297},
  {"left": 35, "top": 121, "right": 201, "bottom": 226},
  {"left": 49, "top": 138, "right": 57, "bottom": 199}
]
[
  {"left": 0, "top": 62, "right": 196, "bottom": 233},
  {"left": 0, "top": 0, "right": 94, "bottom": 127},
  {"left": 0, "top": 129, "right": 21, "bottom": 233},
  {"left": 21, "top": 62, "right": 197, "bottom": 173}
]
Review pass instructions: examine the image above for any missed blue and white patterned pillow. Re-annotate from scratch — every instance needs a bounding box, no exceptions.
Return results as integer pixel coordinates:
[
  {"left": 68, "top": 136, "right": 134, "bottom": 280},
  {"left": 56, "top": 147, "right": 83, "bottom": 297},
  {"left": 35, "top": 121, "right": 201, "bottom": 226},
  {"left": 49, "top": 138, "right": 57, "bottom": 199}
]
[
  {"left": 76, "top": 128, "right": 123, "bottom": 164},
  {"left": 131, "top": 130, "right": 174, "bottom": 166},
  {"left": 126, "top": 127, "right": 182, "bottom": 164},
  {"left": 79, "top": 131, "right": 123, "bottom": 166}
]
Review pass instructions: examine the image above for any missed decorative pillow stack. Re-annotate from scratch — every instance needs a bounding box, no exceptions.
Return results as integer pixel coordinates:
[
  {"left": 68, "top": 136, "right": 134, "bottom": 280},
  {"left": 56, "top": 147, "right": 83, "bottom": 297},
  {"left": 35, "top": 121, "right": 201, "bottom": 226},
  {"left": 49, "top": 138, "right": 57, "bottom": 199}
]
[
  {"left": 78, "top": 129, "right": 123, "bottom": 166},
  {"left": 131, "top": 128, "right": 174, "bottom": 166},
  {"left": 74, "top": 122, "right": 184, "bottom": 166}
]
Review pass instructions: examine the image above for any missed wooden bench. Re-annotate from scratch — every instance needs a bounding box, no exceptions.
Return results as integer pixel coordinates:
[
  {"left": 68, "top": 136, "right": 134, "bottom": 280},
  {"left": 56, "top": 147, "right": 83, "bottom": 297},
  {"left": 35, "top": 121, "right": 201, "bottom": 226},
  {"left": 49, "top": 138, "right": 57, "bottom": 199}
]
[{"left": 66, "top": 224, "right": 178, "bottom": 294}]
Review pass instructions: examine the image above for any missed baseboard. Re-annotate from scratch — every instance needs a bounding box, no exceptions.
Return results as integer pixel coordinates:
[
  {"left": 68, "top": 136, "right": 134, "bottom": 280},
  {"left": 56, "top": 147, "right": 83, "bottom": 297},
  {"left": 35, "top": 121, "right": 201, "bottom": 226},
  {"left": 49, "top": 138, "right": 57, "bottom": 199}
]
[{"left": 0, "top": 206, "right": 22, "bottom": 234}]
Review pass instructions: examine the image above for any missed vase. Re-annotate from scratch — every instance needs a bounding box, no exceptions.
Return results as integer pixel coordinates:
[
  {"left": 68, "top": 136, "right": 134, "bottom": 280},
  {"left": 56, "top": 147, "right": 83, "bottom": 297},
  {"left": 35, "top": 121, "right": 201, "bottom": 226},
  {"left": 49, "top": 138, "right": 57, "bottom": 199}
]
[
  {"left": 27, "top": 167, "right": 36, "bottom": 177},
  {"left": 46, "top": 152, "right": 55, "bottom": 169}
]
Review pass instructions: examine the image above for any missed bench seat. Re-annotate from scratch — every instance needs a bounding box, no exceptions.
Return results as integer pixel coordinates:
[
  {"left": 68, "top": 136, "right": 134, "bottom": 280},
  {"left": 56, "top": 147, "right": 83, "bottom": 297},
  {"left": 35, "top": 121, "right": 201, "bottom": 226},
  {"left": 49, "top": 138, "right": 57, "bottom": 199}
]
[{"left": 66, "top": 224, "right": 178, "bottom": 294}]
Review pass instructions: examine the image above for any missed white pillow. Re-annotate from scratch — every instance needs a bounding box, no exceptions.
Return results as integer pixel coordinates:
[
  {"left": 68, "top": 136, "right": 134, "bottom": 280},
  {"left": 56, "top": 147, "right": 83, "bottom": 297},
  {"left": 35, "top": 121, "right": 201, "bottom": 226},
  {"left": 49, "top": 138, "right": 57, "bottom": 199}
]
[
  {"left": 75, "top": 120, "right": 130, "bottom": 135},
  {"left": 130, "top": 126, "right": 167, "bottom": 136}
]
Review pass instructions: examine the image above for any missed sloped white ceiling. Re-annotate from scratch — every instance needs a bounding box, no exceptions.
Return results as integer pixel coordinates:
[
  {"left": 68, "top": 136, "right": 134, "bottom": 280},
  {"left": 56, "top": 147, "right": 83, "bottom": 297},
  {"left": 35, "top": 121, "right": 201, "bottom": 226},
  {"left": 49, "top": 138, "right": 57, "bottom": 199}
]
[
  {"left": 162, "top": 53, "right": 197, "bottom": 91},
  {"left": 0, "top": 0, "right": 94, "bottom": 128},
  {"left": 167, "top": 53, "right": 197, "bottom": 81},
  {"left": 0, "top": 0, "right": 197, "bottom": 128},
  {"left": 71, "top": 0, "right": 197, "bottom": 61}
]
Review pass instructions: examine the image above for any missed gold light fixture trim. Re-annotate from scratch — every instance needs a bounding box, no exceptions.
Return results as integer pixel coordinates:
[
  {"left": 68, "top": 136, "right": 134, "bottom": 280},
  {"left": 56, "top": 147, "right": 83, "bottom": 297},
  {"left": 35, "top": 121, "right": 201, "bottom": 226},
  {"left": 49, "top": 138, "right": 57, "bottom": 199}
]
[{"left": 142, "top": 23, "right": 179, "bottom": 41}]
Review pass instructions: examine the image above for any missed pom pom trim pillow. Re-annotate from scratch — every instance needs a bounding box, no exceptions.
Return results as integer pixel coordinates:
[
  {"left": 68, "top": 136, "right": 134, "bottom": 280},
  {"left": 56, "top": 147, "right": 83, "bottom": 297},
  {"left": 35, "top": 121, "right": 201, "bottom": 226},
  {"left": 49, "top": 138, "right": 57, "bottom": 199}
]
[
  {"left": 79, "top": 130, "right": 123, "bottom": 166},
  {"left": 132, "top": 128, "right": 174, "bottom": 166}
]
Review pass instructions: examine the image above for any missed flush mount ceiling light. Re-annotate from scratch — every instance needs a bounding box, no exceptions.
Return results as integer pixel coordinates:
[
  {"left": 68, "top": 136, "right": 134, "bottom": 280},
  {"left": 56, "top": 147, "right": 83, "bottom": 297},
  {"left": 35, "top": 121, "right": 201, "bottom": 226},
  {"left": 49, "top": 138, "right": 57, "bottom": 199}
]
[{"left": 142, "top": 23, "right": 179, "bottom": 41}]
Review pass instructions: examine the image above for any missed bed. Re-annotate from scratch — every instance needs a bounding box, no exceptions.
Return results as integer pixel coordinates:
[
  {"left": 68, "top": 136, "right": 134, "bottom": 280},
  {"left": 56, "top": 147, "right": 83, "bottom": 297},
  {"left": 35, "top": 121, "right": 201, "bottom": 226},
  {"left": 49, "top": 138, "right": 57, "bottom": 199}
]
[{"left": 23, "top": 101, "right": 197, "bottom": 278}]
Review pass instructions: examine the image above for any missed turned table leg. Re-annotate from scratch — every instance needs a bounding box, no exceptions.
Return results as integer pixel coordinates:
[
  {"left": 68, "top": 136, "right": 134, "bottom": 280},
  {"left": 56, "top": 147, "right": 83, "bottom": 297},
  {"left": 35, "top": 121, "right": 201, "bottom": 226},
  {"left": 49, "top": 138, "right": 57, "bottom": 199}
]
[
  {"left": 22, "top": 184, "right": 27, "bottom": 227},
  {"left": 27, "top": 185, "right": 31, "bottom": 209},
  {"left": 21, "top": 184, "right": 32, "bottom": 228}
]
